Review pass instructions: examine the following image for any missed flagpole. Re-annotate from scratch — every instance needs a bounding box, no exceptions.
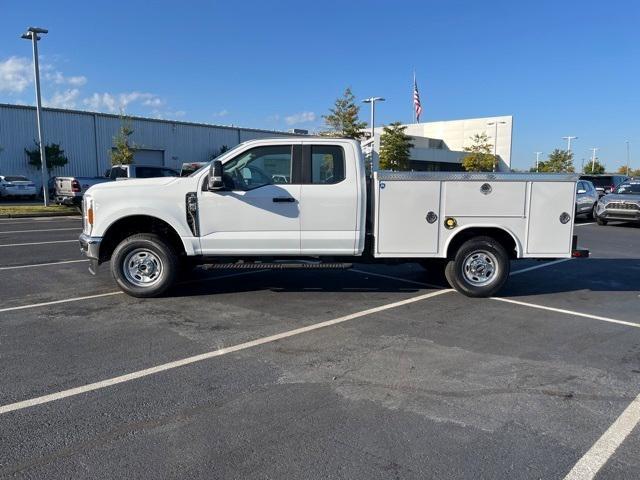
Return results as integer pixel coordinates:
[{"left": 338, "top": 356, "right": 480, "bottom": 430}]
[{"left": 413, "top": 71, "right": 416, "bottom": 124}]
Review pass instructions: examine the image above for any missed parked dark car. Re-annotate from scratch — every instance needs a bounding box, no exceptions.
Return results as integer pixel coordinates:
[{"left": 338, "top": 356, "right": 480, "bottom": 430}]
[
  {"left": 580, "top": 174, "right": 630, "bottom": 197},
  {"left": 575, "top": 180, "right": 599, "bottom": 218}
]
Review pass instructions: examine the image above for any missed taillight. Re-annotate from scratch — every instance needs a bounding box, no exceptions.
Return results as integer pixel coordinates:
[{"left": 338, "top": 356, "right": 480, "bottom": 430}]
[{"left": 71, "top": 179, "right": 81, "bottom": 192}]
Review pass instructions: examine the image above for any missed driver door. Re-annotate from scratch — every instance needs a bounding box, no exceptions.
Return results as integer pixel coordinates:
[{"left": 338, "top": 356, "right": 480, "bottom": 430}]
[{"left": 198, "top": 144, "right": 301, "bottom": 255}]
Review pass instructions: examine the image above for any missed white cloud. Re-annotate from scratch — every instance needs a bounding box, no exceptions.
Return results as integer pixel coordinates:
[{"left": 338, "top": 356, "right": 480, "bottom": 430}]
[
  {"left": 0, "top": 56, "right": 32, "bottom": 93},
  {"left": 83, "top": 91, "right": 165, "bottom": 113},
  {"left": 285, "top": 111, "right": 316, "bottom": 125},
  {"left": 44, "top": 71, "right": 87, "bottom": 87},
  {"left": 45, "top": 88, "right": 81, "bottom": 109},
  {"left": 212, "top": 109, "right": 229, "bottom": 117}
]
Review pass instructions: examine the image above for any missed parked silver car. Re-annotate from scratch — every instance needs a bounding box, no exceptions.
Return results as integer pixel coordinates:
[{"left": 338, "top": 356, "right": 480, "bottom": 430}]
[
  {"left": 575, "top": 180, "right": 599, "bottom": 219},
  {"left": 595, "top": 180, "right": 640, "bottom": 225},
  {"left": 0, "top": 175, "right": 37, "bottom": 199}
]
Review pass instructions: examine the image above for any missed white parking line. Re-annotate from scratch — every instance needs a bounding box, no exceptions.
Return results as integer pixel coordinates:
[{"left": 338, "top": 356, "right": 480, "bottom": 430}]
[
  {"left": 0, "top": 259, "right": 88, "bottom": 271},
  {"left": 491, "top": 297, "right": 640, "bottom": 329},
  {"left": 510, "top": 259, "right": 571, "bottom": 275},
  {"left": 564, "top": 392, "right": 640, "bottom": 480},
  {"left": 351, "top": 266, "right": 640, "bottom": 330},
  {"left": 0, "top": 292, "right": 123, "bottom": 314},
  {"left": 0, "top": 288, "right": 451, "bottom": 415},
  {"left": 0, "top": 269, "right": 266, "bottom": 314},
  {"left": 0, "top": 239, "right": 77, "bottom": 248},
  {"left": 0, "top": 227, "right": 80, "bottom": 234},
  {"left": 575, "top": 222, "right": 595, "bottom": 227},
  {"left": 0, "top": 217, "right": 81, "bottom": 224}
]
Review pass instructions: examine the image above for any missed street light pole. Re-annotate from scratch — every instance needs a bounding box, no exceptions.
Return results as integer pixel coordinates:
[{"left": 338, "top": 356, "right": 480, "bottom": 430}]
[
  {"left": 626, "top": 141, "right": 630, "bottom": 176},
  {"left": 22, "top": 26, "right": 49, "bottom": 206},
  {"left": 362, "top": 97, "right": 385, "bottom": 142},
  {"left": 590, "top": 147, "right": 599, "bottom": 172},
  {"left": 535, "top": 151, "right": 543, "bottom": 172},
  {"left": 487, "top": 121, "right": 506, "bottom": 172},
  {"left": 562, "top": 136, "right": 578, "bottom": 154},
  {"left": 362, "top": 97, "right": 385, "bottom": 171}
]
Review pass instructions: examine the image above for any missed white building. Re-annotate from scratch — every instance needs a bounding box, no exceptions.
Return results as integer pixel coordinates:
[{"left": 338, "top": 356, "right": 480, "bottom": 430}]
[{"left": 369, "top": 115, "right": 513, "bottom": 172}]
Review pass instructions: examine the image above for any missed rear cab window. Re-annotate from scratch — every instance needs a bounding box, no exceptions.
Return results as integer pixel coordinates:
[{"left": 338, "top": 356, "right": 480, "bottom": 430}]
[{"left": 310, "top": 145, "right": 345, "bottom": 184}]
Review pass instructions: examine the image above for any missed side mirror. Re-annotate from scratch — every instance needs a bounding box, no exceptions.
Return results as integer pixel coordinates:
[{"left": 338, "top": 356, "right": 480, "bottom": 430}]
[
  {"left": 208, "top": 160, "right": 224, "bottom": 191},
  {"left": 577, "top": 189, "right": 586, "bottom": 194}
]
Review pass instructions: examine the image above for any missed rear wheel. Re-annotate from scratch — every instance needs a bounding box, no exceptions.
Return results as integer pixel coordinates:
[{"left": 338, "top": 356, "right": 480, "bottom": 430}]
[
  {"left": 444, "top": 236, "right": 510, "bottom": 297},
  {"left": 111, "top": 233, "right": 178, "bottom": 297}
]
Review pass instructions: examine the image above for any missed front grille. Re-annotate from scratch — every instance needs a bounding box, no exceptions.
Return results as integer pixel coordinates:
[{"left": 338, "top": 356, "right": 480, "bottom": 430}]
[{"left": 605, "top": 202, "right": 640, "bottom": 211}]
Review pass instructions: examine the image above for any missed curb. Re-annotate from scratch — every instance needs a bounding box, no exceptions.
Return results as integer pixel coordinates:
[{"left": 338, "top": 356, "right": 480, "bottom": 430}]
[{"left": 0, "top": 212, "right": 81, "bottom": 219}]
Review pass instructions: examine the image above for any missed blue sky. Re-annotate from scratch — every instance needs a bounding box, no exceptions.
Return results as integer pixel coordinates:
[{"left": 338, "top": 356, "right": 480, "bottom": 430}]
[{"left": 1, "top": 0, "right": 638, "bottom": 171}]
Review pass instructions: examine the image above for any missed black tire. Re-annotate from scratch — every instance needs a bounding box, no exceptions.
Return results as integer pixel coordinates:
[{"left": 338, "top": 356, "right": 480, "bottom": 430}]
[
  {"left": 444, "top": 236, "right": 510, "bottom": 298},
  {"left": 586, "top": 203, "right": 596, "bottom": 220},
  {"left": 111, "top": 233, "right": 178, "bottom": 298},
  {"left": 596, "top": 216, "right": 607, "bottom": 226}
]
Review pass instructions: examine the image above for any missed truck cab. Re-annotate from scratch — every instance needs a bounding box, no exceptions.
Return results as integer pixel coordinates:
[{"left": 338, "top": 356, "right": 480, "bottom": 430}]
[{"left": 80, "top": 138, "right": 583, "bottom": 298}]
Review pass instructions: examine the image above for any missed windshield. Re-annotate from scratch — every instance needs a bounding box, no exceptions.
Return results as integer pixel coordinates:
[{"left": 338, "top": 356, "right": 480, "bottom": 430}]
[
  {"left": 582, "top": 176, "right": 614, "bottom": 188},
  {"left": 188, "top": 142, "right": 247, "bottom": 177},
  {"left": 614, "top": 183, "right": 640, "bottom": 194}
]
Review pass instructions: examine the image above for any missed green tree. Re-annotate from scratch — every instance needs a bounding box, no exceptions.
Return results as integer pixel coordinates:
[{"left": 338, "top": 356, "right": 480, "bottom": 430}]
[
  {"left": 322, "top": 87, "right": 367, "bottom": 139},
  {"left": 379, "top": 122, "right": 414, "bottom": 171},
  {"left": 462, "top": 133, "right": 496, "bottom": 172},
  {"left": 617, "top": 165, "right": 640, "bottom": 176},
  {"left": 211, "top": 145, "right": 229, "bottom": 159},
  {"left": 583, "top": 159, "right": 605, "bottom": 174},
  {"left": 538, "top": 149, "right": 575, "bottom": 173},
  {"left": 24, "top": 141, "right": 69, "bottom": 170},
  {"left": 110, "top": 116, "right": 135, "bottom": 165}
]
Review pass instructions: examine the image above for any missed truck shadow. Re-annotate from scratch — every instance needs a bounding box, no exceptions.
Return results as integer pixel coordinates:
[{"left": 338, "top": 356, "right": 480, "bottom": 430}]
[{"left": 168, "top": 259, "right": 640, "bottom": 298}]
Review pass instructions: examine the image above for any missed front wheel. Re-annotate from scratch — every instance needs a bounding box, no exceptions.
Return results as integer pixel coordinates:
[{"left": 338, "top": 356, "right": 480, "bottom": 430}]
[
  {"left": 444, "top": 236, "right": 510, "bottom": 297},
  {"left": 111, "top": 233, "right": 178, "bottom": 297}
]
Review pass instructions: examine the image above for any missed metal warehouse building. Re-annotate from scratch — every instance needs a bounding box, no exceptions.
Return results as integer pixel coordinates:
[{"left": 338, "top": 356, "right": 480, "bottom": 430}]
[{"left": 0, "top": 103, "right": 291, "bottom": 189}]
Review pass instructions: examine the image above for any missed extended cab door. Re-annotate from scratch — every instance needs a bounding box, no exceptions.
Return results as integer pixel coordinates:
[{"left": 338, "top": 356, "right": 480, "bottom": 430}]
[
  {"left": 198, "top": 144, "right": 302, "bottom": 255},
  {"left": 299, "top": 143, "right": 359, "bottom": 254}
]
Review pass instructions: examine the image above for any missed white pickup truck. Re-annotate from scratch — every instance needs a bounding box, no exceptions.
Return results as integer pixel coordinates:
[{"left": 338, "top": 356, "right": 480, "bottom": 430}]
[{"left": 79, "top": 137, "right": 586, "bottom": 298}]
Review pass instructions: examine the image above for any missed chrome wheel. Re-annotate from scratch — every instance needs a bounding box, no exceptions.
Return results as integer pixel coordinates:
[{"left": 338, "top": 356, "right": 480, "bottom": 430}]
[
  {"left": 461, "top": 250, "right": 499, "bottom": 287},
  {"left": 123, "top": 248, "right": 163, "bottom": 287}
]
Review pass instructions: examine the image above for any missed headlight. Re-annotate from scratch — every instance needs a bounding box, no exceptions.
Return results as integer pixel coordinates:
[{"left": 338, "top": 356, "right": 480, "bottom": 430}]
[{"left": 83, "top": 196, "right": 94, "bottom": 234}]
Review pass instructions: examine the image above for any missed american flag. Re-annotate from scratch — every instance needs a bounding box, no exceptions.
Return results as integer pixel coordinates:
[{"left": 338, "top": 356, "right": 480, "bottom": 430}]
[{"left": 413, "top": 75, "right": 422, "bottom": 122}]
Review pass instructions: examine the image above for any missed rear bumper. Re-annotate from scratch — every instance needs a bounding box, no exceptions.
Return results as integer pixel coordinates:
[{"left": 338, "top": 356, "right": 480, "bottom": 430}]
[
  {"left": 56, "top": 195, "right": 82, "bottom": 206},
  {"left": 79, "top": 233, "right": 102, "bottom": 274}
]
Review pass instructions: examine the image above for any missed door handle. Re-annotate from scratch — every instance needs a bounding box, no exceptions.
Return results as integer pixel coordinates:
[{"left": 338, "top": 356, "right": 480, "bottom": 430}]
[{"left": 273, "top": 197, "right": 295, "bottom": 203}]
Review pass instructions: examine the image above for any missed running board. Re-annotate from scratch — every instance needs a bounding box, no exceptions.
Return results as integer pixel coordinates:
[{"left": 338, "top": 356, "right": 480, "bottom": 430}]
[{"left": 204, "top": 262, "right": 353, "bottom": 270}]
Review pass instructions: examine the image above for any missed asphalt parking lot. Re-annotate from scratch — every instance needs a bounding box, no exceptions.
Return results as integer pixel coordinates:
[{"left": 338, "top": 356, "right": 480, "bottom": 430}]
[{"left": 1, "top": 216, "right": 639, "bottom": 479}]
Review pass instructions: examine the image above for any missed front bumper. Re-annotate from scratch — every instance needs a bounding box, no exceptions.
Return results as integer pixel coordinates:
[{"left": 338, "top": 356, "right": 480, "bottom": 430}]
[
  {"left": 79, "top": 233, "right": 102, "bottom": 274},
  {"left": 598, "top": 209, "right": 640, "bottom": 222}
]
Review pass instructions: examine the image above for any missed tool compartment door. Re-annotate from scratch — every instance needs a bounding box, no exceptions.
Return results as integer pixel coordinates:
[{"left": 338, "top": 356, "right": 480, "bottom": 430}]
[
  {"left": 526, "top": 181, "right": 575, "bottom": 255},
  {"left": 376, "top": 180, "right": 441, "bottom": 255}
]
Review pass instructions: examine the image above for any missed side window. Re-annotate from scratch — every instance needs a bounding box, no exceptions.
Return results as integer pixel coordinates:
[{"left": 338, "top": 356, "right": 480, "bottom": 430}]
[
  {"left": 160, "top": 168, "right": 178, "bottom": 177},
  {"left": 135, "top": 167, "right": 160, "bottom": 178},
  {"left": 577, "top": 181, "right": 585, "bottom": 191},
  {"left": 310, "top": 145, "right": 345, "bottom": 184},
  {"left": 223, "top": 145, "right": 292, "bottom": 191}
]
